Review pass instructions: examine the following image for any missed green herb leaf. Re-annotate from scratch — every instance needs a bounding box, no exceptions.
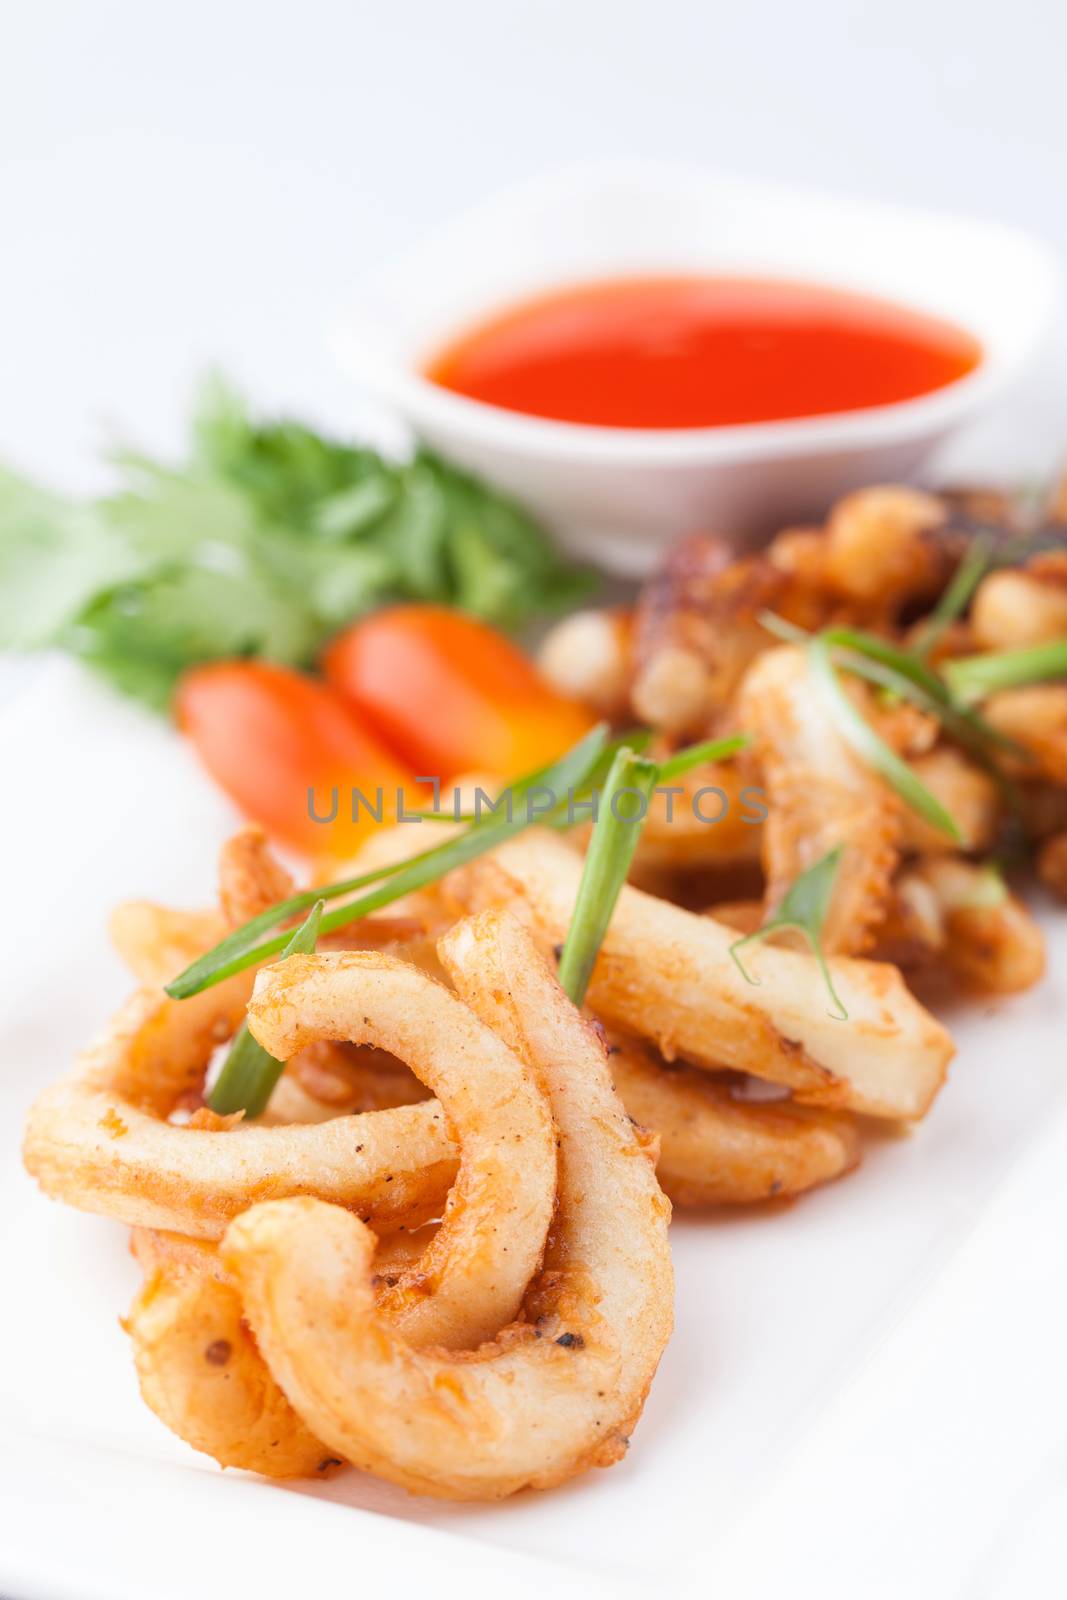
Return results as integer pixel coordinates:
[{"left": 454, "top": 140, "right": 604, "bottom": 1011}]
[
  {"left": 729, "top": 846, "right": 849, "bottom": 1020},
  {"left": 206, "top": 898, "right": 324, "bottom": 1118},
  {"left": 945, "top": 639, "right": 1067, "bottom": 703},
  {"left": 0, "top": 378, "right": 593, "bottom": 708},
  {"left": 0, "top": 470, "right": 144, "bottom": 650},
  {"left": 957, "top": 863, "right": 1009, "bottom": 909},
  {"left": 911, "top": 533, "right": 994, "bottom": 658},
  {"left": 820, "top": 626, "right": 1022, "bottom": 763},
  {"left": 655, "top": 731, "right": 749, "bottom": 781},
  {"left": 758, "top": 610, "right": 811, "bottom": 647},
  {"left": 555, "top": 730, "right": 752, "bottom": 1006},
  {"left": 556, "top": 748, "right": 659, "bottom": 1006},
  {"left": 808, "top": 636, "right": 962, "bottom": 842}
]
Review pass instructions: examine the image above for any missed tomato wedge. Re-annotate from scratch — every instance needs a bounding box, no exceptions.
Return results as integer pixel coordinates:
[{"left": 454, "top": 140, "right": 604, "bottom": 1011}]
[
  {"left": 176, "top": 661, "right": 422, "bottom": 858},
  {"left": 323, "top": 606, "right": 594, "bottom": 781}
]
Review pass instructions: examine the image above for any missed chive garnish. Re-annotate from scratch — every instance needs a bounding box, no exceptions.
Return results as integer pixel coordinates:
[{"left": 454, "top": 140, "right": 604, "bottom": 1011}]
[
  {"left": 556, "top": 747, "right": 659, "bottom": 1006},
  {"left": 166, "top": 723, "right": 612, "bottom": 999},
  {"left": 911, "top": 532, "right": 994, "bottom": 658},
  {"left": 808, "top": 636, "right": 962, "bottom": 842},
  {"left": 206, "top": 899, "right": 323, "bottom": 1118},
  {"left": 945, "top": 638, "right": 1067, "bottom": 704},
  {"left": 729, "top": 846, "right": 848, "bottom": 1020}
]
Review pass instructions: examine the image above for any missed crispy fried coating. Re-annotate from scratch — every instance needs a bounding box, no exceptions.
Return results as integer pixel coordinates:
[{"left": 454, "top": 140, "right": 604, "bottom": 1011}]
[
  {"left": 1038, "top": 831, "right": 1067, "bottom": 902},
  {"left": 738, "top": 645, "right": 900, "bottom": 955},
  {"left": 240, "top": 949, "right": 557, "bottom": 1351},
  {"left": 972, "top": 568, "right": 1067, "bottom": 651},
  {"left": 126, "top": 1229, "right": 331, "bottom": 1478},
  {"left": 223, "top": 913, "right": 673, "bottom": 1500},
  {"left": 22, "top": 981, "right": 457, "bottom": 1239},
  {"left": 126, "top": 1221, "right": 445, "bottom": 1476},
  {"left": 444, "top": 830, "right": 953, "bottom": 1120},
  {"left": 822, "top": 486, "right": 949, "bottom": 611},
  {"left": 608, "top": 1037, "right": 860, "bottom": 1205},
  {"left": 898, "top": 747, "right": 1002, "bottom": 856},
  {"left": 888, "top": 859, "right": 1046, "bottom": 995},
  {"left": 537, "top": 607, "right": 633, "bottom": 720},
  {"left": 984, "top": 686, "right": 1067, "bottom": 784}
]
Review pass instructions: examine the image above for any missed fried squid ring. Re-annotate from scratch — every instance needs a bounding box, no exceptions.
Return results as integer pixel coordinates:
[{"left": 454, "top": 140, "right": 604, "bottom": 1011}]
[
  {"left": 443, "top": 831, "right": 954, "bottom": 1120},
  {"left": 125, "top": 1222, "right": 443, "bottom": 1476},
  {"left": 22, "top": 981, "right": 458, "bottom": 1240},
  {"left": 223, "top": 912, "right": 673, "bottom": 1501},
  {"left": 125, "top": 1229, "right": 333, "bottom": 1478},
  {"left": 608, "top": 1037, "right": 860, "bottom": 1206},
  {"left": 236, "top": 950, "right": 557, "bottom": 1351}
]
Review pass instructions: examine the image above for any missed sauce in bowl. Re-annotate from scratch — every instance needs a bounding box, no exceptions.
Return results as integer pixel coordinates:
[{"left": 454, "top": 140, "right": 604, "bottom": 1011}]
[{"left": 424, "top": 275, "right": 982, "bottom": 430}]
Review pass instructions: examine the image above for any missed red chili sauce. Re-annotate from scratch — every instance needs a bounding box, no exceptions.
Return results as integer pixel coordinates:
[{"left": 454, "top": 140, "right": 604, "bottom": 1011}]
[{"left": 424, "top": 275, "right": 981, "bottom": 430}]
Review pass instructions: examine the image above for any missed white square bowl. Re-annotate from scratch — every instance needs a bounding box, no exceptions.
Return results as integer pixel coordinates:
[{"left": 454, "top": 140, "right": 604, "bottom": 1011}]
[{"left": 333, "top": 162, "right": 1059, "bottom": 573}]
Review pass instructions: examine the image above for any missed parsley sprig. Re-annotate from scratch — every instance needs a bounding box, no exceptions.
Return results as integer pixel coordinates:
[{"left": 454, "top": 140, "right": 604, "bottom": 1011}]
[{"left": 0, "top": 377, "right": 591, "bottom": 710}]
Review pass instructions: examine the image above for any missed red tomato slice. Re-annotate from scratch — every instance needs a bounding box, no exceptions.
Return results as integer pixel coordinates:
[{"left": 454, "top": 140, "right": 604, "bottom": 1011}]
[
  {"left": 323, "top": 605, "right": 594, "bottom": 781},
  {"left": 176, "top": 661, "right": 421, "bottom": 859}
]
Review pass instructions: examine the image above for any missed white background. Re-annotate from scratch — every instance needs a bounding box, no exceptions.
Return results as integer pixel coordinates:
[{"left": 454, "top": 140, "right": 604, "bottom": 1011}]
[
  {"left": 3, "top": 0, "right": 1067, "bottom": 491},
  {"left": 4, "top": 4, "right": 1067, "bottom": 1597}
]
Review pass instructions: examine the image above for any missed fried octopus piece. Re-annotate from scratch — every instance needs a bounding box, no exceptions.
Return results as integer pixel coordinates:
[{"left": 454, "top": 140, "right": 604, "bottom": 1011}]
[
  {"left": 537, "top": 606, "right": 634, "bottom": 720},
  {"left": 223, "top": 912, "right": 673, "bottom": 1501},
  {"left": 111, "top": 828, "right": 293, "bottom": 991},
  {"left": 444, "top": 830, "right": 953, "bottom": 1120},
  {"left": 110, "top": 902, "right": 227, "bottom": 990},
  {"left": 971, "top": 560, "right": 1067, "bottom": 651},
  {"left": 822, "top": 486, "right": 950, "bottom": 612},
  {"left": 630, "top": 533, "right": 792, "bottom": 736},
  {"left": 217, "top": 825, "right": 296, "bottom": 927},
  {"left": 897, "top": 747, "right": 1002, "bottom": 856},
  {"left": 738, "top": 644, "right": 900, "bottom": 956},
  {"left": 113, "top": 826, "right": 433, "bottom": 1120},
  {"left": 1038, "top": 832, "right": 1067, "bottom": 902},
  {"left": 984, "top": 686, "right": 1067, "bottom": 784},
  {"left": 608, "top": 1036, "right": 859, "bottom": 1206},
  {"left": 881, "top": 859, "right": 1045, "bottom": 995}
]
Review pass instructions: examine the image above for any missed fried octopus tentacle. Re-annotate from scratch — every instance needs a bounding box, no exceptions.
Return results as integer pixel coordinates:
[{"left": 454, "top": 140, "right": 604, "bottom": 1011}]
[{"left": 739, "top": 644, "right": 901, "bottom": 956}]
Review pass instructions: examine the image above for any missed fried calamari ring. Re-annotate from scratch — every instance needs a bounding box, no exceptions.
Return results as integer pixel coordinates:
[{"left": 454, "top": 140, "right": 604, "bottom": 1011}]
[
  {"left": 125, "top": 1229, "right": 333, "bottom": 1478},
  {"left": 608, "top": 1037, "right": 860, "bottom": 1206},
  {"left": 236, "top": 949, "right": 557, "bottom": 1351},
  {"left": 223, "top": 912, "right": 673, "bottom": 1501},
  {"left": 125, "top": 1221, "right": 443, "bottom": 1476},
  {"left": 443, "top": 831, "right": 954, "bottom": 1120},
  {"left": 22, "top": 982, "right": 457, "bottom": 1240}
]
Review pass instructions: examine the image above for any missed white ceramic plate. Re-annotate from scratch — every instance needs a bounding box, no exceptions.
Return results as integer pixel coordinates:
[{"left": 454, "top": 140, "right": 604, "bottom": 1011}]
[
  {"left": 3, "top": 661, "right": 1067, "bottom": 1599},
  {"left": 333, "top": 163, "right": 1060, "bottom": 573}
]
